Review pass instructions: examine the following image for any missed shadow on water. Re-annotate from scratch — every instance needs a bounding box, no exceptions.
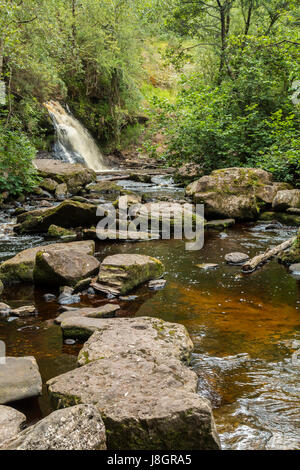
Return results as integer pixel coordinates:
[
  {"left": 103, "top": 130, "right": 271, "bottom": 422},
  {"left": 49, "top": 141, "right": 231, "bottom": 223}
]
[{"left": 0, "top": 222, "right": 300, "bottom": 449}]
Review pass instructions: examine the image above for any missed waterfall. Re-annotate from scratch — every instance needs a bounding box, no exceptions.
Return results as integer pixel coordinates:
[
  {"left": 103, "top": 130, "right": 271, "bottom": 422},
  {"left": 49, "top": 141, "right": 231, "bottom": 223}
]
[{"left": 44, "top": 100, "right": 107, "bottom": 171}]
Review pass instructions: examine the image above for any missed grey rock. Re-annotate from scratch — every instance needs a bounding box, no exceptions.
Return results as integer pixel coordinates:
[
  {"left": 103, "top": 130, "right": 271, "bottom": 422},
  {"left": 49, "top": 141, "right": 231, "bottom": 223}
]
[
  {"left": 225, "top": 252, "right": 250, "bottom": 265},
  {"left": 55, "top": 304, "right": 120, "bottom": 325},
  {"left": 148, "top": 279, "right": 167, "bottom": 290},
  {"left": 43, "top": 293, "right": 57, "bottom": 302},
  {"left": 97, "top": 254, "right": 164, "bottom": 295},
  {"left": 11, "top": 305, "right": 36, "bottom": 318},
  {"left": 0, "top": 357, "right": 42, "bottom": 404},
  {"left": 0, "top": 302, "right": 11, "bottom": 316},
  {"left": 58, "top": 294, "right": 81, "bottom": 306},
  {"left": 1, "top": 405, "right": 106, "bottom": 450},
  {"left": 47, "top": 353, "right": 220, "bottom": 450},
  {"left": 0, "top": 406, "right": 26, "bottom": 446}
]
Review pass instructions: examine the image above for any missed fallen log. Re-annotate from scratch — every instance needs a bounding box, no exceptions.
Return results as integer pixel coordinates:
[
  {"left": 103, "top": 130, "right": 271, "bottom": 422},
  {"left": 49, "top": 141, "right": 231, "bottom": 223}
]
[{"left": 242, "top": 236, "right": 295, "bottom": 273}]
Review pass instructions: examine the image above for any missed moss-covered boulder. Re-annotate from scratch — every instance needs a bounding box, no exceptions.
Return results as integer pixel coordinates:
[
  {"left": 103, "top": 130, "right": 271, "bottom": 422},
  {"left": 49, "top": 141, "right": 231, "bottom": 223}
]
[
  {"left": 0, "top": 241, "right": 95, "bottom": 284},
  {"left": 47, "top": 225, "right": 76, "bottom": 239},
  {"left": 97, "top": 254, "right": 165, "bottom": 295},
  {"left": 16, "top": 200, "right": 99, "bottom": 233},
  {"left": 34, "top": 246, "right": 100, "bottom": 287},
  {"left": 0, "top": 280, "right": 3, "bottom": 296},
  {"left": 186, "top": 167, "right": 290, "bottom": 220},
  {"left": 34, "top": 159, "right": 96, "bottom": 195},
  {"left": 279, "top": 229, "right": 300, "bottom": 265}
]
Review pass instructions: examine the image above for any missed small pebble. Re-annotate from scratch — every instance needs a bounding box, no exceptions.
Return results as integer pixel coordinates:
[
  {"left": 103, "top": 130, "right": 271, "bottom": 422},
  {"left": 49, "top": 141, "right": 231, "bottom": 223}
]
[{"left": 64, "top": 339, "right": 76, "bottom": 345}]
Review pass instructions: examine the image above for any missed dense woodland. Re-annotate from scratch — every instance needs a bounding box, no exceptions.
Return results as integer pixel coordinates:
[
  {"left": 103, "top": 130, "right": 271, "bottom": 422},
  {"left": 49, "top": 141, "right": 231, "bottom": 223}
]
[{"left": 0, "top": 0, "right": 299, "bottom": 196}]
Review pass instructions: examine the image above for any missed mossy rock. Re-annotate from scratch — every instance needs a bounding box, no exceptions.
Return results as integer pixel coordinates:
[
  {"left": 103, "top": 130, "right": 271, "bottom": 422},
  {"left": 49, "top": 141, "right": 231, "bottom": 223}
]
[
  {"left": 0, "top": 280, "right": 3, "bottom": 295},
  {"left": 259, "top": 212, "right": 300, "bottom": 226},
  {"left": 34, "top": 159, "right": 96, "bottom": 195},
  {"left": 47, "top": 225, "right": 76, "bottom": 239},
  {"left": 98, "top": 254, "right": 165, "bottom": 295},
  {"left": 40, "top": 178, "right": 58, "bottom": 193},
  {"left": 16, "top": 200, "right": 99, "bottom": 234},
  {"left": 279, "top": 229, "right": 300, "bottom": 265}
]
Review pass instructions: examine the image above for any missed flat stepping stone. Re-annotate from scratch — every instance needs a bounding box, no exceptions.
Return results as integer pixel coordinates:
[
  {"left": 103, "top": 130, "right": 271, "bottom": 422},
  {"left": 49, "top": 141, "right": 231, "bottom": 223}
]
[
  {"left": 225, "top": 252, "right": 249, "bottom": 265},
  {"left": 11, "top": 305, "right": 36, "bottom": 318},
  {"left": 55, "top": 304, "right": 120, "bottom": 325},
  {"left": 0, "top": 357, "right": 42, "bottom": 405},
  {"left": 76, "top": 316, "right": 194, "bottom": 366},
  {"left": 47, "top": 353, "right": 220, "bottom": 450}
]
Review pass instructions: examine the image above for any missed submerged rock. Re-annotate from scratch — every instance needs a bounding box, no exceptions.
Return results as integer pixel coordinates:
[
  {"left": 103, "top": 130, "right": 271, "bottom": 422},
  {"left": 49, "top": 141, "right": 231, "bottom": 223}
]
[
  {"left": 225, "top": 252, "right": 249, "bottom": 265},
  {"left": 196, "top": 263, "right": 219, "bottom": 270},
  {"left": 48, "top": 315, "right": 221, "bottom": 452},
  {"left": 205, "top": 219, "right": 235, "bottom": 230},
  {"left": 16, "top": 200, "right": 99, "bottom": 233},
  {"left": 0, "top": 357, "right": 42, "bottom": 404},
  {"left": 0, "top": 240, "right": 95, "bottom": 284},
  {"left": 97, "top": 254, "right": 165, "bottom": 295},
  {"left": 55, "top": 304, "right": 120, "bottom": 325},
  {"left": 186, "top": 167, "right": 290, "bottom": 220},
  {"left": 0, "top": 406, "right": 26, "bottom": 446},
  {"left": 1, "top": 405, "right": 106, "bottom": 450}
]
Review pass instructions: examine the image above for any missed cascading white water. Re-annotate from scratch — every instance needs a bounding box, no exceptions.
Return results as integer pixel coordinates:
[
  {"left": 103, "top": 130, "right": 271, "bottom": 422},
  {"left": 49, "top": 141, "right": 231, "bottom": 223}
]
[{"left": 44, "top": 100, "right": 107, "bottom": 171}]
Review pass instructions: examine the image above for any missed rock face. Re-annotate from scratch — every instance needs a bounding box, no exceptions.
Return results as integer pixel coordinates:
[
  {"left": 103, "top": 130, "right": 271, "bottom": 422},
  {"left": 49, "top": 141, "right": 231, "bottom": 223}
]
[
  {"left": 55, "top": 304, "right": 120, "bottom": 325},
  {"left": 97, "top": 254, "right": 165, "bottom": 295},
  {"left": 1, "top": 405, "right": 106, "bottom": 450},
  {"left": 0, "top": 241, "right": 95, "bottom": 284},
  {"left": 0, "top": 406, "right": 26, "bottom": 446},
  {"left": 34, "top": 246, "right": 100, "bottom": 287},
  {"left": 16, "top": 200, "right": 99, "bottom": 233},
  {"left": 50, "top": 316, "right": 220, "bottom": 449},
  {"left": 0, "top": 357, "right": 42, "bottom": 404},
  {"left": 272, "top": 189, "right": 300, "bottom": 212},
  {"left": 186, "top": 167, "right": 290, "bottom": 220},
  {"left": 35, "top": 159, "right": 96, "bottom": 195}
]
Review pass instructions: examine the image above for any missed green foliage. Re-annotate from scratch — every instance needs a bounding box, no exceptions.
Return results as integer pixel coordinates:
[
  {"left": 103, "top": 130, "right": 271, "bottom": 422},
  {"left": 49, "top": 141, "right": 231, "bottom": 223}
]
[{"left": 0, "top": 128, "right": 39, "bottom": 196}]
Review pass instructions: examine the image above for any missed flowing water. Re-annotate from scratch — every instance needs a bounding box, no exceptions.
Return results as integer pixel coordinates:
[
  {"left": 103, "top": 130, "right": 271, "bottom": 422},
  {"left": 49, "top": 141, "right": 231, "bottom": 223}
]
[
  {"left": 44, "top": 101, "right": 107, "bottom": 171},
  {"left": 0, "top": 176, "right": 300, "bottom": 450}
]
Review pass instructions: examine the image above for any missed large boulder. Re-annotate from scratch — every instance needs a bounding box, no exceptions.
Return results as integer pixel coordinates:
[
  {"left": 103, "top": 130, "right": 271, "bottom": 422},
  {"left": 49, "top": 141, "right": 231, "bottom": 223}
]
[
  {"left": 16, "top": 200, "right": 99, "bottom": 233},
  {"left": 96, "top": 254, "right": 165, "bottom": 295},
  {"left": 272, "top": 189, "right": 300, "bottom": 212},
  {"left": 0, "top": 406, "right": 26, "bottom": 446},
  {"left": 34, "top": 246, "right": 100, "bottom": 287},
  {"left": 35, "top": 159, "right": 96, "bottom": 195},
  {"left": 186, "top": 167, "right": 290, "bottom": 220},
  {"left": 47, "top": 353, "right": 220, "bottom": 450},
  {"left": 0, "top": 241, "right": 95, "bottom": 284},
  {"left": 0, "top": 357, "right": 42, "bottom": 404},
  {"left": 1, "top": 405, "right": 106, "bottom": 450}
]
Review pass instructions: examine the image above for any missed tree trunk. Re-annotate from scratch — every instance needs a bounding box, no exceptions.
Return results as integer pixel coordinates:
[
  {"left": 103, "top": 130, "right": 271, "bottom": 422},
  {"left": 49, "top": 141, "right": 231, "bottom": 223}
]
[{"left": 242, "top": 237, "right": 295, "bottom": 273}]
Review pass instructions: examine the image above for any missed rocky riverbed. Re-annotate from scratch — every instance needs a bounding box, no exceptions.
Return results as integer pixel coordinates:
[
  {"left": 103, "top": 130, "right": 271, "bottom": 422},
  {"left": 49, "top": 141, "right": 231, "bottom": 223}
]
[{"left": 0, "top": 162, "right": 300, "bottom": 450}]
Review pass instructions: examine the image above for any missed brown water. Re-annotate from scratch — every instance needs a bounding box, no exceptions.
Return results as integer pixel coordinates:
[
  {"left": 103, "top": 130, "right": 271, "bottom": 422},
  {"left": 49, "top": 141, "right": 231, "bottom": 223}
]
[{"left": 1, "top": 216, "right": 300, "bottom": 449}]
